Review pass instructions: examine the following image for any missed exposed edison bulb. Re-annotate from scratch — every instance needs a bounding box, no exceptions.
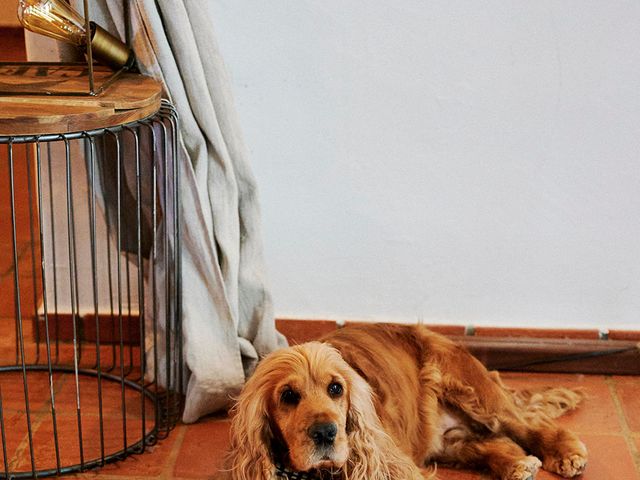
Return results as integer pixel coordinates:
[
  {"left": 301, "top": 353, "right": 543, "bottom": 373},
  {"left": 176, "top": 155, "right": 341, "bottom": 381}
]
[
  {"left": 18, "top": 0, "right": 87, "bottom": 46},
  {"left": 17, "top": 0, "right": 134, "bottom": 70}
]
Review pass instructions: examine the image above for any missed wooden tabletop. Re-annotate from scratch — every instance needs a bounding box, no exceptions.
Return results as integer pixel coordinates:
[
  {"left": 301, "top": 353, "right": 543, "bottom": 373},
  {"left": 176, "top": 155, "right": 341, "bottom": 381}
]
[{"left": 0, "top": 65, "right": 163, "bottom": 136}]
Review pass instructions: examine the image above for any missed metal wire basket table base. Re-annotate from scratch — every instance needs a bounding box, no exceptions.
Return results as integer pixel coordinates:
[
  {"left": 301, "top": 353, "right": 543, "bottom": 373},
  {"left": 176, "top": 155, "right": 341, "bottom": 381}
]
[{"left": 0, "top": 100, "right": 182, "bottom": 478}]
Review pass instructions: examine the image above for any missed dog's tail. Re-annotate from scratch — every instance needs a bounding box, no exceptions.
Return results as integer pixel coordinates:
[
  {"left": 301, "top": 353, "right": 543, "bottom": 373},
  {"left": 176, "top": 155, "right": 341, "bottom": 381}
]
[{"left": 511, "top": 386, "right": 586, "bottom": 419}]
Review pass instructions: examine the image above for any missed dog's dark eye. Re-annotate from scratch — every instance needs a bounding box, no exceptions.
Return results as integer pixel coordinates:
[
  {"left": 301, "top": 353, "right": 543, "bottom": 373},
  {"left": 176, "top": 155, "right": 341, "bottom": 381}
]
[
  {"left": 280, "top": 388, "right": 300, "bottom": 405},
  {"left": 328, "top": 382, "right": 343, "bottom": 397}
]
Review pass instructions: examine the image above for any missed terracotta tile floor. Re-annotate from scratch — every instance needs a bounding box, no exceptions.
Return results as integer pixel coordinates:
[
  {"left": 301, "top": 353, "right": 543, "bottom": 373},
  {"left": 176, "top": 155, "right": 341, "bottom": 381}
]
[{"left": 44, "top": 371, "right": 634, "bottom": 480}]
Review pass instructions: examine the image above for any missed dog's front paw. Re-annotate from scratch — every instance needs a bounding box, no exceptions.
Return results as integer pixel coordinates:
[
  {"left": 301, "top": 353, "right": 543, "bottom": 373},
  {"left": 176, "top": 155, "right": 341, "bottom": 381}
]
[
  {"left": 505, "top": 455, "right": 542, "bottom": 480},
  {"left": 542, "top": 441, "right": 587, "bottom": 478}
]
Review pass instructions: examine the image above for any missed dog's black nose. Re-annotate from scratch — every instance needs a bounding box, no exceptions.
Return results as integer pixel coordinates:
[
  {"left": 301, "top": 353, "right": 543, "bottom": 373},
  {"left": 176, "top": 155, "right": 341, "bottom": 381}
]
[{"left": 308, "top": 422, "right": 337, "bottom": 446}]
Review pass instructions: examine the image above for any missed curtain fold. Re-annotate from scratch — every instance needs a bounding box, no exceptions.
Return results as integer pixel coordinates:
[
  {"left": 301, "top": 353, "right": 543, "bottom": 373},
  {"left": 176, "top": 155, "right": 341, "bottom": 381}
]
[{"left": 75, "top": 0, "right": 287, "bottom": 422}]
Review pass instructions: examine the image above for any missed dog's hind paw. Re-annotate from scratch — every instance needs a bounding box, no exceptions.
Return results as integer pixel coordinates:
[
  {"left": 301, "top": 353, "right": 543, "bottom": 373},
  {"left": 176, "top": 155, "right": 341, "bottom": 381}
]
[
  {"left": 552, "top": 453, "right": 587, "bottom": 478},
  {"left": 506, "top": 456, "right": 542, "bottom": 480},
  {"left": 543, "top": 441, "right": 588, "bottom": 478}
]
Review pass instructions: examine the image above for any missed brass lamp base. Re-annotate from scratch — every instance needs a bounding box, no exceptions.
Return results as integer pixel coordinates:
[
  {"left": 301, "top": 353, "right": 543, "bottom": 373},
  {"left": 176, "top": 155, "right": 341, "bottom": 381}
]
[
  {"left": 90, "top": 22, "right": 135, "bottom": 71},
  {"left": 0, "top": 23, "right": 135, "bottom": 96}
]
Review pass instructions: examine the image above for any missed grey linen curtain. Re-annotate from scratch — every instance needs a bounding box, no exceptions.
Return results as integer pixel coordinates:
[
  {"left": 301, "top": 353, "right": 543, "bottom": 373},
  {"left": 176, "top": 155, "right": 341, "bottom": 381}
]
[{"left": 81, "top": 0, "right": 287, "bottom": 422}]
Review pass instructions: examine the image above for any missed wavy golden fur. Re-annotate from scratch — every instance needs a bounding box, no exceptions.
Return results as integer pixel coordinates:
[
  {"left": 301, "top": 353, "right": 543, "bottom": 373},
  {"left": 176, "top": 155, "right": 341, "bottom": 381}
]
[{"left": 227, "top": 324, "right": 587, "bottom": 479}]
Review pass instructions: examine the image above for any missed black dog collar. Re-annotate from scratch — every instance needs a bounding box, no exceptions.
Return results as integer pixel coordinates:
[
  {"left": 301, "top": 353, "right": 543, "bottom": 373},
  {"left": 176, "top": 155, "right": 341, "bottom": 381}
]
[{"left": 275, "top": 462, "right": 319, "bottom": 480}]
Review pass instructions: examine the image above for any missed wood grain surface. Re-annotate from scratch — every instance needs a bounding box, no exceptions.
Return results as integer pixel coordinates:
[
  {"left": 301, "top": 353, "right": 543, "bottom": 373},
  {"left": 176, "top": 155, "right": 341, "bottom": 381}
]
[{"left": 0, "top": 65, "right": 163, "bottom": 135}]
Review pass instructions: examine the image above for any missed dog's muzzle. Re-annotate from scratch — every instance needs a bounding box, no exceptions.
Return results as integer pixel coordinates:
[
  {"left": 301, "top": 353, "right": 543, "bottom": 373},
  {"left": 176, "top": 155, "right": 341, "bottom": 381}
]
[{"left": 308, "top": 422, "right": 337, "bottom": 447}]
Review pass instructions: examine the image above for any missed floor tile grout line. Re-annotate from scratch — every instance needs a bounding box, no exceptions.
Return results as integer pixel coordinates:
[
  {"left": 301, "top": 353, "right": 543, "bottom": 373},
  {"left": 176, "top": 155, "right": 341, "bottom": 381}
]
[
  {"left": 606, "top": 376, "right": 640, "bottom": 476},
  {"left": 9, "top": 371, "right": 71, "bottom": 471},
  {"left": 160, "top": 424, "right": 187, "bottom": 478}
]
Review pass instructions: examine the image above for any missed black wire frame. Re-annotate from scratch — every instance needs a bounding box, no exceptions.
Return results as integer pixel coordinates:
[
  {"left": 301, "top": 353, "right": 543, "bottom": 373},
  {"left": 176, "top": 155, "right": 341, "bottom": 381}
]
[{"left": 0, "top": 100, "right": 182, "bottom": 478}]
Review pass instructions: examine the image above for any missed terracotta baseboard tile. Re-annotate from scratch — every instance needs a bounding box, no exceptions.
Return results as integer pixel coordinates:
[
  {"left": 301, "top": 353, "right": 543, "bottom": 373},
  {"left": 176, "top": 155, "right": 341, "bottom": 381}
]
[
  {"left": 342, "top": 321, "right": 466, "bottom": 336},
  {"left": 608, "top": 330, "right": 640, "bottom": 342},
  {"left": 278, "top": 318, "right": 609, "bottom": 340},
  {"left": 342, "top": 320, "right": 372, "bottom": 327},
  {"left": 421, "top": 324, "right": 466, "bottom": 336},
  {"left": 473, "top": 326, "right": 600, "bottom": 340},
  {"left": 34, "top": 313, "right": 141, "bottom": 344},
  {"left": 0, "top": 28, "right": 26, "bottom": 62},
  {"left": 275, "top": 319, "right": 338, "bottom": 345},
  {"left": 274, "top": 319, "right": 639, "bottom": 375}
]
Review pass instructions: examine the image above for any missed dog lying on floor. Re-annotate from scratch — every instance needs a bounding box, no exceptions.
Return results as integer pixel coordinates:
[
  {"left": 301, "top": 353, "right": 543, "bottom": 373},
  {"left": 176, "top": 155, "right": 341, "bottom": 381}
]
[{"left": 227, "top": 323, "right": 587, "bottom": 479}]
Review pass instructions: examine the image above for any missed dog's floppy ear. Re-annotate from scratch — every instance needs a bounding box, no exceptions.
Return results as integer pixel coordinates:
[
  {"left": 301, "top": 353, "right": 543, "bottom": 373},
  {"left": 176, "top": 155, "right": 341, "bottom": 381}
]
[
  {"left": 227, "top": 375, "right": 275, "bottom": 480},
  {"left": 343, "top": 365, "right": 426, "bottom": 480}
]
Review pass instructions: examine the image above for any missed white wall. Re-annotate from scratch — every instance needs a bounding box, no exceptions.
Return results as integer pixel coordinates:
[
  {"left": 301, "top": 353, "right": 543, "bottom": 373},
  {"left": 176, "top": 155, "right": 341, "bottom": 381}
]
[{"left": 212, "top": 1, "right": 640, "bottom": 330}]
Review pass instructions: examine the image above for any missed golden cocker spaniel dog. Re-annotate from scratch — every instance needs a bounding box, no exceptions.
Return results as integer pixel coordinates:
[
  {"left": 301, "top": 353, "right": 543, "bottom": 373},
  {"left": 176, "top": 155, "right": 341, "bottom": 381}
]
[{"left": 228, "top": 324, "right": 587, "bottom": 479}]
